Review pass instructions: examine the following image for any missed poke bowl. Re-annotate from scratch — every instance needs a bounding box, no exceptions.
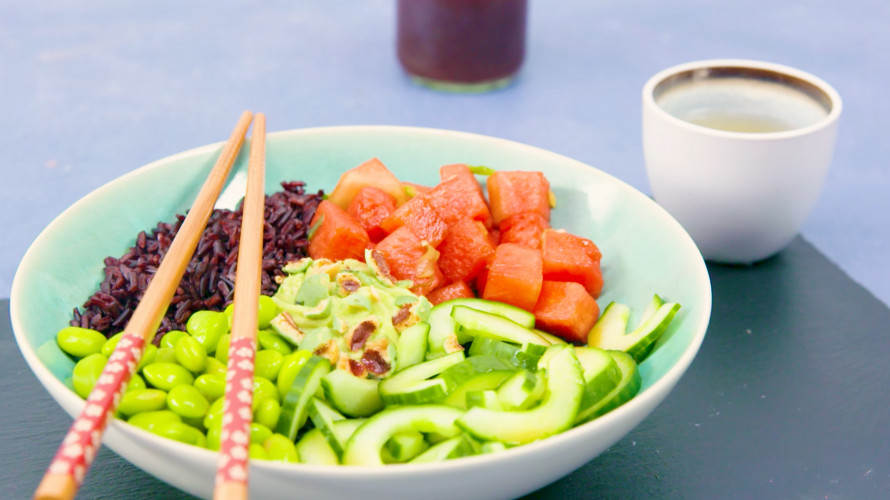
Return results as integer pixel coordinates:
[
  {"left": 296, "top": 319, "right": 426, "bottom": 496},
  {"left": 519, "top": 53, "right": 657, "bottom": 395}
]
[{"left": 11, "top": 125, "right": 711, "bottom": 499}]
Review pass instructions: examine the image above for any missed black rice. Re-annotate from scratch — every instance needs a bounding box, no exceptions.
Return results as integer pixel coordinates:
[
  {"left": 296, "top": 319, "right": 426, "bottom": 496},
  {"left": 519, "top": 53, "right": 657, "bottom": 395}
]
[{"left": 71, "top": 181, "right": 323, "bottom": 343}]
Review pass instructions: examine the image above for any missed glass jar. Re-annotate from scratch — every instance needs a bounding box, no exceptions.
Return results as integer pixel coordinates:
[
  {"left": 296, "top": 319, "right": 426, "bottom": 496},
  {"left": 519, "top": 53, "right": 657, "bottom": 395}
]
[{"left": 397, "top": 0, "right": 528, "bottom": 92}]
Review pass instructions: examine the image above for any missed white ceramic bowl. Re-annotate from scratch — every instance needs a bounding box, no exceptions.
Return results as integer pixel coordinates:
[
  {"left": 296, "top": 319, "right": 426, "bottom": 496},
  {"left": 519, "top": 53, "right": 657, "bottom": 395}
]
[{"left": 12, "top": 126, "right": 711, "bottom": 499}]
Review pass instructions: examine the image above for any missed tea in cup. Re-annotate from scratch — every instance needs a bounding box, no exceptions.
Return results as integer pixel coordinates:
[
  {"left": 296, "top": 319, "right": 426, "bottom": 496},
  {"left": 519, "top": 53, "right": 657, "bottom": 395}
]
[{"left": 642, "top": 59, "right": 842, "bottom": 264}]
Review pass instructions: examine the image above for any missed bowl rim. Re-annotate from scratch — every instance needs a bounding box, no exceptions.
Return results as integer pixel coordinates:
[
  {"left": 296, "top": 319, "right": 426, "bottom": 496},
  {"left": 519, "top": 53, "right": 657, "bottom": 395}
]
[{"left": 11, "top": 124, "right": 712, "bottom": 480}]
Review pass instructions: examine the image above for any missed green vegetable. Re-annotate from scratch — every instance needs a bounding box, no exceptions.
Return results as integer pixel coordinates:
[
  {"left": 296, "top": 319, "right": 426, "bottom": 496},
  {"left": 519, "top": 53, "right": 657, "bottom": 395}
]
[
  {"left": 174, "top": 335, "right": 207, "bottom": 373},
  {"left": 263, "top": 433, "right": 298, "bottom": 463},
  {"left": 71, "top": 353, "right": 107, "bottom": 398},
  {"left": 186, "top": 310, "right": 228, "bottom": 355},
  {"left": 160, "top": 330, "right": 188, "bottom": 349},
  {"left": 254, "top": 349, "right": 284, "bottom": 381},
  {"left": 142, "top": 362, "right": 195, "bottom": 391},
  {"left": 57, "top": 326, "right": 107, "bottom": 359},
  {"left": 127, "top": 410, "right": 182, "bottom": 432},
  {"left": 193, "top": 373, "right": 226, "bottom": 402},
  {"left": 119, "top": 388, "right": 168, "bottom": 416},
  {"left": 166, "top": 384, "right": 210, "bottom": 419}
]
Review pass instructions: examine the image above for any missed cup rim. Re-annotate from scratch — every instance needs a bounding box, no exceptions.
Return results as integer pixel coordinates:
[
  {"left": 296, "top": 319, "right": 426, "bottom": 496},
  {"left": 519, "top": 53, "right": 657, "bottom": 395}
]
[{"left": 642, "top": 59, "right": 843, "bottom": 140}]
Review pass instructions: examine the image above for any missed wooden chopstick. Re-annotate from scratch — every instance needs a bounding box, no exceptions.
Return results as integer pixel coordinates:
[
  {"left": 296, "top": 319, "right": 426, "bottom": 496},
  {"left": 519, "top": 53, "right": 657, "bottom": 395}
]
[
  {"left": 213, "top": 113, "right": 266, "bottom": 500},
  {"left": 34, "top": 111, "right": 254, "bottom": 500}
]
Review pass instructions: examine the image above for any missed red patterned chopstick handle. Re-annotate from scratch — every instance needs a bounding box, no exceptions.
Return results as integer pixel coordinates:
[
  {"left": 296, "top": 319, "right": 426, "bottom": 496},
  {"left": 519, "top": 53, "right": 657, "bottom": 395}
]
[
  {"left": 216, "top": 336, "right": 257, "bottom": 486},
  {"left": 44, "top": 332, "right": 145, "bottom": 486}
]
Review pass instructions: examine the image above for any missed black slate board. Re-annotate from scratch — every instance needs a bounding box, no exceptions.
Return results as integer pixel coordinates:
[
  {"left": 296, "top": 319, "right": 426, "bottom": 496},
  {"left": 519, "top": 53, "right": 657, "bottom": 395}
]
[{"left": 3, "top": 237, "right": 889, "bottom": 499}]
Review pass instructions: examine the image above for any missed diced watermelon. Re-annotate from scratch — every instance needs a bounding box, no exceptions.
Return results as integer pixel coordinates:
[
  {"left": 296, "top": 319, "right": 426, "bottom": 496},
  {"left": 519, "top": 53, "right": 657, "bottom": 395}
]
[
  {"left": 440, "top": 164, "right": 485, "bottom": 197},
  {"left": 533, "top": 281, "right": 600, "bottom": 343},
  {"left": 541, "top": 229, "right": 603, "bottom": 297},
  {"left": 347, "top": 186, "right": 397, "bottom": 243},
  {"left": 424, "top": 171, "right": 492, "bottom": 227},
  {"left": 487, "top": 171, "right": 551, "bottom": 226},
  {"left": 498, "top": 212, "right": 550, "bottom": 249},
  {"left": 437, "top": 218, "right": 498, "bottom": 284},
  {"left": 378, "top": 195, "right": 448, "bottom": 247},
  {"left": 426, "top": 281, "right": 476, "bottom": 306},
  {"left": 308, "top": 200, "right": 371, "bottom": 261},
  {"left": 374, "top": 226, "right": 444, "bottom": 296},
  {"left": 326, "top": 158, "right": 410, "bottom": 209},
  {"left": 481, "top": 243, "right": 543, "bottom": 312}
]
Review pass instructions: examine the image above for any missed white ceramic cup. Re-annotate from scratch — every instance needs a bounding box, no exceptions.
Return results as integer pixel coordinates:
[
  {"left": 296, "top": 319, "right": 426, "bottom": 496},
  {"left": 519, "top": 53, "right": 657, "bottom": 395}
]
[{"left": 642, "top": 59, "right": 842, "bottom": 264}]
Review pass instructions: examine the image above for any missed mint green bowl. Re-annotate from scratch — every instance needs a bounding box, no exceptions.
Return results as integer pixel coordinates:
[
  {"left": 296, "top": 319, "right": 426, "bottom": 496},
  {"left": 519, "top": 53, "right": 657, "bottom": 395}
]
[{"left": 12, "top": 126, "right": 711, "bottom": 500}]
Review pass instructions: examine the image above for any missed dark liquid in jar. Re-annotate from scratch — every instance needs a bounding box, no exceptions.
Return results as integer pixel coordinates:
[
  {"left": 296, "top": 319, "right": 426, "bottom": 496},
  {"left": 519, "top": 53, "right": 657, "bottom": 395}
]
[{"left": 397, "top": 0, "right": 527, "bottom": 85}]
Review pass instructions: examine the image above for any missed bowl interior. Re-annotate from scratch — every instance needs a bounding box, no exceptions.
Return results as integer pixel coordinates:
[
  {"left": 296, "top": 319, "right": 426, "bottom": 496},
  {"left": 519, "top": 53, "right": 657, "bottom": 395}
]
[{"left": 11, "top": 126, "right": 711, "bottom": 498}]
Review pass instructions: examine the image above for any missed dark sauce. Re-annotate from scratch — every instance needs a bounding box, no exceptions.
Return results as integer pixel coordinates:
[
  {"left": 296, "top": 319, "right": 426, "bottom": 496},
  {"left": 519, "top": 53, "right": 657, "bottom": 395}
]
[{"left": 397, "top": 0, "right": 527, "bottom": 87}]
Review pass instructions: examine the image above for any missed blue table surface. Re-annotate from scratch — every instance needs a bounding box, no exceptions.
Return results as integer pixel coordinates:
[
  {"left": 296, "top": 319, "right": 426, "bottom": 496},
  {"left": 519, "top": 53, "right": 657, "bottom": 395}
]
[{"left": 2, "top": 0, "right": 889, "bottom": 308}]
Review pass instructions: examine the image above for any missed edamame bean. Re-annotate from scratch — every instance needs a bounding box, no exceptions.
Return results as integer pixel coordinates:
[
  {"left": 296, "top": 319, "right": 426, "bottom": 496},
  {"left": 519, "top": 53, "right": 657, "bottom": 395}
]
[
  {"left": 194, "top": 373, "right": 226, "bottom": 402},
  {"left": 57, "top": 326, "right": 107, "bottom": 359},
  {"left": 206, "top": 422, "right": 222, "bottom": 450},
  {"left": 249, "top": 443, "right": 268, "bottom": 460},
  {"left": 146, "top": 421, "right": 205, "bottom": 447},
  {"left": 101, "top": 332, "right": 124, "bottom": 357},
  {"left": 127, "top": 410, "right": 181, "bottom": 432},
  {"left": 204, "top": 397, "right": 225, "bottom": 430},
  {"left": 253, "top": 398, "right": 281, "bottom": 430},
  {"left": 166, "top": 384, "right": 210, "bottom": 420},
  {"left": 214, "top": 334, "right": 231, "bottom": 364},
  {"left": 254, "top": 350, "right": 283, "bottom": 381},
  {"left": 250, "top": 422, "right": 273, "bottom": 445},
  {"left": 258, "top": 295, "right": 279, "bottom": 329},
  {"left": 160, "top": 330, "right": 188, "bottom": 349},
  {"left": 223, "top": 303, "right": 234, "bottom": 330},
  {"left": 253, "top": 377, "right": 279, "bottom": 411},
  {"left": 187, "top": 310, "right": 228, "bottom": 355},
  {"left": 174, "top": 335, "right": 207, "bottom": 373},
  {"left": 263, "top": 433, "right": 298, "bottom": 463},
  {"left": 119, "top": 388, "right": 167, "bottom": 416},
  {"left": 276, "top": 350, "right": 312, "bottom": 397},
  {"left": 203, "top": 357, "right": 226, "bottom": 376},
  {"left": 72, "top": 353, "right": 108, "bottom": 399},
  {"left": 127, "top": 373, "right": 147, "bottom": 392},
  {"left": 153, "top": 346, "right": 176, "bottom": 364},
  {"left": 137, "top": 343, "right": 158, "bottom": 372},
  {"left": 258, "top": 329, "right": 292, "bottom": 355},
  {"left": 142, "top": 362, "right": 194, "bottom": 391}
]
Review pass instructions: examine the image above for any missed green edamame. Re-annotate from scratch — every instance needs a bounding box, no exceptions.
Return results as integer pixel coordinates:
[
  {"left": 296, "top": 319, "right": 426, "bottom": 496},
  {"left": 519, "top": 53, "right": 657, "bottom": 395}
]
[
  {"left": 204, "top": 397, "right": 225, "bottom": 430},
  {"left": 58, "top": 326, "right": 107, "bottom": 359},
  {"left": 250, "top": 422, "right": 273, "bottom": 445},
  {"left": 101, "top": 332, "right": 124, "bottom": 357},
  {"left": 258, "top": 295, "right": 279, "bottom": 329},
  {"left": 72, "top": 353, "right": 108, "bottom": 399},
  {"left": 249, "top": 442, "right": 268, "bottom": 460},
  {"left": 203, "top": 357, "right": 227, "bottom": 376},
  {"left": 166, "top": 384, "right": 210, "bottom": 420},
  {"left": 254, "top": 350, "right": 283, "bottom": 381},
  {"left": 263, "top": 433, "right": 298, "bottom": 463},
  {"left": 137, "top": 344, "right": 158, "bottom": 372},
  {"left": 127, "top": 373, "right": 147, "bottom": 392},
  {"left": 160, "top": 330, "right": 188, "bottom": 349},
  {"left": 253, "top": 376, "right": 279, "bottom": 411},
  {"left": 214, "top": 334, "right": 231, "bottom": 364},
  {"left": 206, "top": 422, "right": 222, "bottom": 450},
  {"left": 146, "top": 420, "right": 205, "bottom": 447},
  {"left": 142, "top": 362, "right": 194, "bottom": 391},
  {"left": 194, "top": 373, "right": 226, "bottom": 402},
  {"left": 153, "top": 346, "right": 177, "bottom": 365},
  {"left": 187, "top": 310, "right": 228, "bottom": 355},
  {"left": 174, "top": 335, "right": 207, "bottom": 373},
  {"left": 119, "top": 388, "right": 168, "bottom": 416},
  {"left": 127, "top": 410, "right": 182, "bottom": 432},
  {"left": 253, "top": 398, "right": 281, "bottom": 430},
  {"left": 258, "top": 329, "right": 293, "bottom": 355}
]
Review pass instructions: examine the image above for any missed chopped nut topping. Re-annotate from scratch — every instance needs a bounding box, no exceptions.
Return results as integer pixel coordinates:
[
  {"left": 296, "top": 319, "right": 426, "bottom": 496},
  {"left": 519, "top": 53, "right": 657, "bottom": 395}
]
[
  {"left": 350, "top": 320, "right": 377, "bottom": 351},
  {"left": 369, "top": 249, "right": 396, "bottom": 284},
  {"left": 361, "top": 349, "right": 390, "bottom": 375},
  {"left": 348, "top": 358, "right": 367, "bottom": 377},
  {"left": 313, "top": 339, "right": 340, "bottom": 365}
]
